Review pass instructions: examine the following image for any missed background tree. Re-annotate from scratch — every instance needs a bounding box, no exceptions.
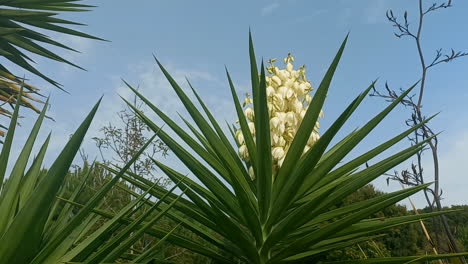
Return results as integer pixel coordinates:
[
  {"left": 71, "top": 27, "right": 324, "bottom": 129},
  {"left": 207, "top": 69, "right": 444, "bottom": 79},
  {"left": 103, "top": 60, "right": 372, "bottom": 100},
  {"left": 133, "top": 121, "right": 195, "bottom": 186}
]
[
  {"left": 321, "top": 185, "right": 428, "bottom": 261},
  {"left": 92, "top": 92, "right": 170, "bottom": 186},
  {"left": 370, "top": 0, "right": 467, "bottom": 258},
  {"left": 0, "top": 0, "right": 103, "bottom": 135}
]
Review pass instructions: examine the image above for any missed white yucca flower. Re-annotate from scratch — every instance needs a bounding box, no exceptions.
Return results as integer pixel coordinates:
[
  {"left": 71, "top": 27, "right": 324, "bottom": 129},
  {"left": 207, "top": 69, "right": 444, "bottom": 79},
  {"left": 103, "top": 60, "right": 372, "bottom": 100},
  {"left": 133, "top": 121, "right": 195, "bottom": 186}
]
[{"left": 235, "top": 53, "right": 323, "bottom": 179}]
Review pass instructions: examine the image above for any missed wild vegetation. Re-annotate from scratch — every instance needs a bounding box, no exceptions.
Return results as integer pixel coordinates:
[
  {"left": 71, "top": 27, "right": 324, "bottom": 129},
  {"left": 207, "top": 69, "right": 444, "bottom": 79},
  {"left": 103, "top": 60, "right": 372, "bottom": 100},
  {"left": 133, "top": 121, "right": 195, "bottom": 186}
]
[{"left": 1, "top": 0, "right": 468, "bottom": 263}]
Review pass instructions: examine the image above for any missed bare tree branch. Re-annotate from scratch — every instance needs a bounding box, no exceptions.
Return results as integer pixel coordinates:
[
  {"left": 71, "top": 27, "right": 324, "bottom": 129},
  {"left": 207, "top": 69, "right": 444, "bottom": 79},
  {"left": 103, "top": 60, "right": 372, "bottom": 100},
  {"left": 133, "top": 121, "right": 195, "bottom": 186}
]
[{"left": 373, "top": 0, "right": 466, "bottom": 260}]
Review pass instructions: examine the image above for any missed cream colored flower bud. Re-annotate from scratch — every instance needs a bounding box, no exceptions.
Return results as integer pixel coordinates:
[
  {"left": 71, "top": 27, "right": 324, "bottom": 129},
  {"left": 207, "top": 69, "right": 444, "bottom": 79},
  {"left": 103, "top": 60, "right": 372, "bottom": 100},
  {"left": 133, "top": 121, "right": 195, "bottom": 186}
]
[
  {"left": 273, "top": 66, "right": 280, "bottom": 75},
  {"left": 286, "top": 62, "right": 293, "bottom": 72},
  {"left": 239, "top": 144, "right": 249, "bottom": 160},
  {"left": 272, "top": 95, "right": 286, "bottom": 111},
  {"left": 314, "top": 131, "right": 320, "bottom": 141},
  {"left": 277, "top": 70, "right": 286, "bottom": 81},
  {"left": 248, "top": 122, "right": 256, "bottom": 135},
  {"left": 276, "top": 123, "right": 285, "bottom": 135},
  {"left": 278, "top": 70, "right": 290, "bottom": 81},
  {"left": 294, "top": 71, "right": 300, "bottom": 79},
  {"left": 307, "top": 133, "right": 315, "bottom": 145},
  {"left": 286, "top": 88, "right": 295, "bottom": 100},
  {"left": 293, "top": 81, "right": 299, "bottom": 90},
  {"left": 243, "top": 97, "right": 253, "bottom": 106},
  {"left": 248, "top": 166, "right": 255, "bottom": 180},
  {"left": 308, "top": 131, "right": 320, "bottom": 145},
  {"left": 276, "top": 135, "right": 286, "bottom": 147},
  {"left": 285, "top": 128, "right": 295, "bottom": 140},
  {"left": 293, "top": 101, "right": 303, "bottom": 114},
  {"left": 271, "top": 121, "right": 285, "bottom": 135},
  {"left": 300, "top": 109, "right": 307, "bottom": 119},
  {"left": 236, "top": 130, "right": 245, "bottom": 145},
  {"left": 267, "top": 103, "right": 273, "bottom": 114},
  {"left": 272, "top": 147, "right": 285, "bottom": 160},
  {"left": 272, "top": 133, "right": 279, "bottom": 144},
  {"left": 244, "top": 107, "right": 254, "bottom": 121},
  {"left": 272, "top": 76, "right": 282, "bottom": 86},
  {"left": 285, "top": 111, "right": 297, "bottom": 126},
  {"left": 305, "top": 94, "right": 312, "bottom": 103},
  {"left": 278, "top": 156, "right": 285, "bottom": 167},
  {"left": 272, "top": 133, "right": 285, "bottom": 147},
  {"left": 298, "top": 83, "right": 307, "bottom": 95},
  {"left": 277, "top": 86, "right": 287, "bottom": 98},
  {"left": 275, "top": 111, "right": 286, "bottom": 120},
  {"left": 270, "top": 117, "right": 280, "bottom": 129},
  {"left": 266, "top": 86, "right": 275, "bottom": 97}
]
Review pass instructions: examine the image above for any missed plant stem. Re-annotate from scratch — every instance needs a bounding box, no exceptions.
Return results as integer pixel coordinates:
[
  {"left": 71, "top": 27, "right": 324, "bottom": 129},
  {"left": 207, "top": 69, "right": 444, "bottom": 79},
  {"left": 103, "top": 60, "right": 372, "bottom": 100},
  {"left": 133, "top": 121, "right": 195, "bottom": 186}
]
[{"left": 413, "top": 0, "right": 464, "bottom": 261}]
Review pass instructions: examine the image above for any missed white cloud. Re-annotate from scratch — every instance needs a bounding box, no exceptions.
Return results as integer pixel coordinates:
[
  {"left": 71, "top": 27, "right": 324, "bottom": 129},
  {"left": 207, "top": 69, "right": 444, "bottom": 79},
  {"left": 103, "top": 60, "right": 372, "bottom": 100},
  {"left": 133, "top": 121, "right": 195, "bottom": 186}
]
[
  {"left": 364, "top": 0, "right": 387, "bottom": 24},
  {"left": 73, "top": 59, "right": 240, "bottom": 163},
  {"left": 261, "top": 3, "right": 280, "bottom": 16},
  {"left": 291, "top": 9, "right": 327, "bottom": 24},
  {"left": 113, "top": 61, "right": 220, "bottom": 118}
]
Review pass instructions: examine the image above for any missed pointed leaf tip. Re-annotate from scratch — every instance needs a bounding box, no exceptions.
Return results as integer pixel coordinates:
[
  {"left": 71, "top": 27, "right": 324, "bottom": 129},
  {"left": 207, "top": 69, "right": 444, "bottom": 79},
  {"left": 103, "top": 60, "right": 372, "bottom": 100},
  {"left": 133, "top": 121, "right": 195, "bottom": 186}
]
[{"left": 152, "top": 53, "right": 160, "bottom": 64}]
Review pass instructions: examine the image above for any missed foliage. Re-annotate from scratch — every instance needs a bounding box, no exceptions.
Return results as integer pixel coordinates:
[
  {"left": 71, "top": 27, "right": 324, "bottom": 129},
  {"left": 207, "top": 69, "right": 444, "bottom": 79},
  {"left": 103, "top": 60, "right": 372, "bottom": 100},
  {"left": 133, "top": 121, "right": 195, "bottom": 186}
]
[
  {"left": 119, "top": 33, "right": 468, "bottom": 263},
  {"left": 0, "top": 91, "right": 184, "bottom": 263},
  {"left": 321, "top": 185, "right": 431, "bottom": 261},
  {"left": 63, "top": 161, "right": 215, "bottom": 263},
  {"left": 420, "top": 205, "right": 468, "bottom": 253},
  {"left": 0, "top": 89, "right": 99, "bottom": 263},
  {"left": 0, "top": 0, "right": 103, "bottom": 134},
  {"left": 458, "top": 225, "right": 468, "bottom": 251},
  {"left": 60, "top": 162, "right": 133, "bottom": 214}
]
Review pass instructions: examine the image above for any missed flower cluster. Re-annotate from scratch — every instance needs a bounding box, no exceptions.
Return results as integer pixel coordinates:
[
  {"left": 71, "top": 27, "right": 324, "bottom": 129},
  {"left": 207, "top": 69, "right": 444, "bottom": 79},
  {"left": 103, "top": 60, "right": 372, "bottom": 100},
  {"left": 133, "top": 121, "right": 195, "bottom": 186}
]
[{"left": 236, "top": 54, "right": 322, "bottom": 179}]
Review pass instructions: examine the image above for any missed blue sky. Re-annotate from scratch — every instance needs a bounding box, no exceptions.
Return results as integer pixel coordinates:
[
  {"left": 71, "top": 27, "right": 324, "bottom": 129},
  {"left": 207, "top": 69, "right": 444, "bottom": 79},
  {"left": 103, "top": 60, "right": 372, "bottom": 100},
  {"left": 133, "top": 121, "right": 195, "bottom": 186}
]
[{"left": 6, "top": 0, "right": 468, "bottom": 208}]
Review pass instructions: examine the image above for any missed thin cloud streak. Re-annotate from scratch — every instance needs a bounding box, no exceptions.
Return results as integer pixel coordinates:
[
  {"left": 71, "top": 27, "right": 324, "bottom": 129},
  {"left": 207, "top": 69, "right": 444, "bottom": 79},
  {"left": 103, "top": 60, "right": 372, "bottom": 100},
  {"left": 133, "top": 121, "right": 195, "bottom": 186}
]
[{"left": 261, "top": 3, "right": 280, "bottom": 16}]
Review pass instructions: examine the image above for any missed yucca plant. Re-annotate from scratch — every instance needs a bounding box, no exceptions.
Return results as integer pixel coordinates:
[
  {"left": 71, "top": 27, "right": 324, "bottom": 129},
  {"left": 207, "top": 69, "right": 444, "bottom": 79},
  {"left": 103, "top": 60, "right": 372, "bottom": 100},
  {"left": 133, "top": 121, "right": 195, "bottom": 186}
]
[
  {"left": 118, "top": 33, "right": 468, "bottom": 263},
  {"left": 0, "top": 0, "right": 103, "bottom": 134},
  {"left": 0, "top": 90, "right": 184, "bottom": 264}
]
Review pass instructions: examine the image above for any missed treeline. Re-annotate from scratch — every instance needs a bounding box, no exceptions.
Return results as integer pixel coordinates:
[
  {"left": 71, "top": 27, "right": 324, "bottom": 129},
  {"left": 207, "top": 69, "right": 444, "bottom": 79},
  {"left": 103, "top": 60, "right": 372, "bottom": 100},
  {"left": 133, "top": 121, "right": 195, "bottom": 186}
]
[{"left": 322, "top": 184, "right": 468, "bottom": 262}]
